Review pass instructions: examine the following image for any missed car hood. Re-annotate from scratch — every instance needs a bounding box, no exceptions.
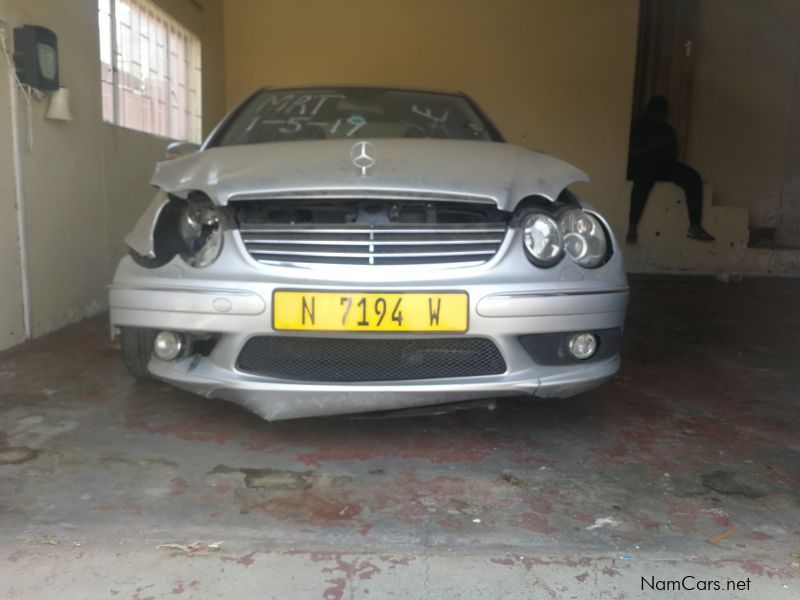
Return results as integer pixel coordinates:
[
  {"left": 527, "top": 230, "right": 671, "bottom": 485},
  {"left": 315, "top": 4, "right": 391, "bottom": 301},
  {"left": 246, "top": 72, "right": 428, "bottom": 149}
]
[{"left": 151, "top": 139, "right": 588, "bottom": 211}]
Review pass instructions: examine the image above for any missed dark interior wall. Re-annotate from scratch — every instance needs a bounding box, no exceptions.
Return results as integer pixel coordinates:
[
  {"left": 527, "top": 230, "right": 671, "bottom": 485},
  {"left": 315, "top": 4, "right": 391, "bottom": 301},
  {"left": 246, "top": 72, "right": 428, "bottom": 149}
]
[{"left": 686, "top": 0, "right": 800, "bottom": 247}]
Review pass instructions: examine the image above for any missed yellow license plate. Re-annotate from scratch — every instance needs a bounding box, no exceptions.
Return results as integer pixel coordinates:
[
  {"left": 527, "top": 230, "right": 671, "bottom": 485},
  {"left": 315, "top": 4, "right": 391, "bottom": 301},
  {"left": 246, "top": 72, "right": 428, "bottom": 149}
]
[{"left": 273, "top": 291, "right": 468, "bottom": 332}]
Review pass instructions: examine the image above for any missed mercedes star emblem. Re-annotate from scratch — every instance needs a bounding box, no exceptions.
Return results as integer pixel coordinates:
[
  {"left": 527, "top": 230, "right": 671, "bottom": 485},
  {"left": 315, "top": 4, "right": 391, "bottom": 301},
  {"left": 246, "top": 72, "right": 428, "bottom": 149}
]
[{"left": 350, "top": 140, "right": 377, "bottom": 176}]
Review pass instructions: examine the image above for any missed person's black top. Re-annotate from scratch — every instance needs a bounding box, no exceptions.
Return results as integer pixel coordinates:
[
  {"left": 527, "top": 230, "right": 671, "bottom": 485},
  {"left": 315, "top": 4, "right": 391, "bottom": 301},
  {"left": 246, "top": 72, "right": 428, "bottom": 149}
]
[{"left": 627, "top": 118, "right": 678, "bottom": 178}]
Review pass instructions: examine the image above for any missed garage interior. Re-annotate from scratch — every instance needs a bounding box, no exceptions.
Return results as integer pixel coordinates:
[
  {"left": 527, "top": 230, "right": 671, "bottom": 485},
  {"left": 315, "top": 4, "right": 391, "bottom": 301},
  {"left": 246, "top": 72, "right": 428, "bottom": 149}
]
[{"left": 0, "top": 0, "right": 798, "bottom": 597}]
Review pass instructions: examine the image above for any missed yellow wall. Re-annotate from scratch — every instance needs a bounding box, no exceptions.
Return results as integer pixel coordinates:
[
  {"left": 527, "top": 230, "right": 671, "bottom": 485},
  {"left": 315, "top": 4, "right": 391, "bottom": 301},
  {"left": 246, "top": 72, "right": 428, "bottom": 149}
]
[
  {"left": 223, "top": 0, "right": 640, "bottom": 218},
  {"left": 0, "top": 0, "right": 226, "bottom": 349}
]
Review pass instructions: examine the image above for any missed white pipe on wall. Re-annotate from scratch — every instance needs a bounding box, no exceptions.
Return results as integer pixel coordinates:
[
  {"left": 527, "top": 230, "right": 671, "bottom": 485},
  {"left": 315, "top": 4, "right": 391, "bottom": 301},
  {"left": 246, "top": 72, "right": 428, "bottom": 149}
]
[{"left": 1, "top": 22, "right": 33, "bottom": 340}]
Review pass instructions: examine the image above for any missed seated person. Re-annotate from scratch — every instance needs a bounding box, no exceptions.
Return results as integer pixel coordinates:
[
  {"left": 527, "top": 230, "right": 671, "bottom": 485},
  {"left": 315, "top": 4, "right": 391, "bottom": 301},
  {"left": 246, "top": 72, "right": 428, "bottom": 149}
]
[{"left": 626, "top": 96, "right": 714, "bottom": 243}]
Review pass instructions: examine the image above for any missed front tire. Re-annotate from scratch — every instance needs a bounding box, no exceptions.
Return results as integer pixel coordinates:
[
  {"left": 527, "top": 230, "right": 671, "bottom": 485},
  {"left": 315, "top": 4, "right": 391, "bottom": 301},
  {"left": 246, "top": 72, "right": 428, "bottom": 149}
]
[{"left": 120, "top": 327, "right": 156, "bottom": 380}]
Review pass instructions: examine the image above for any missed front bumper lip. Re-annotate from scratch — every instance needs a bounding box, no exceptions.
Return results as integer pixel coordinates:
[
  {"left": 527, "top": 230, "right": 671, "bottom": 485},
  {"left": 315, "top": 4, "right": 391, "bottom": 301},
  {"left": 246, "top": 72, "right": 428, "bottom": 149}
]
[{"left": 149, "top": 354, "right": 620, "bottom": 421}]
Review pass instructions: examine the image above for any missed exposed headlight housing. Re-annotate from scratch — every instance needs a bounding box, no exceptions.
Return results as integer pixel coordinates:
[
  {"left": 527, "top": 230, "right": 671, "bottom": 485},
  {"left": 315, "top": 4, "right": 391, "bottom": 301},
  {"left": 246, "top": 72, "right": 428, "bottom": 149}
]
[
  {"left": 520, "top": 207, "right": 610, "bottom": 269},
  {"left": 178, "top": 203, "right": 223, "bottom": 267},
  {"left": 559, "top": 209, "right": 608, "bottom": 268},
  {"left": 522, "top": 214, "right": 563, "bottom": 267}
]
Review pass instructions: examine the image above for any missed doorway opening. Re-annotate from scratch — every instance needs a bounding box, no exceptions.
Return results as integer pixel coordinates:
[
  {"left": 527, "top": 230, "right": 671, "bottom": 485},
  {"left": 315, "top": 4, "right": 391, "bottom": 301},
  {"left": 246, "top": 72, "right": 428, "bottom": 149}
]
[{"left": 631, "top": 0, "right": 695, "bottom": 160}]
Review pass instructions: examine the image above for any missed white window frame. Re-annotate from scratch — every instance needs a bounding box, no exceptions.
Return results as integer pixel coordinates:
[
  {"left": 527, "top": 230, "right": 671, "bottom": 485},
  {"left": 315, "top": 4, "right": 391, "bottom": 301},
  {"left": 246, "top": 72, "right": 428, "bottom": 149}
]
[{"left": 99, "top": 0, "right": 202, "bottom": 143}]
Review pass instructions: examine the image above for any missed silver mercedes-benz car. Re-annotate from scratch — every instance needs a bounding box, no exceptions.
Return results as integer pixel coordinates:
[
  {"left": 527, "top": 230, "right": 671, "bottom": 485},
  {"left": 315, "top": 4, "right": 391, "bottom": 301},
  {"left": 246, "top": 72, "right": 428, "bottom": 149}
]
[{"left": 110, "top": 86, "right": 628, "bottom": 421}]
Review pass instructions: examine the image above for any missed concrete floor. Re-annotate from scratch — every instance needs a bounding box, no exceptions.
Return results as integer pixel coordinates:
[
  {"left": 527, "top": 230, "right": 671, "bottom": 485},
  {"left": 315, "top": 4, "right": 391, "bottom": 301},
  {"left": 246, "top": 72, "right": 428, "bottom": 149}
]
[{"left": 0, "top": 275, "right": 798, "bottom": 599}]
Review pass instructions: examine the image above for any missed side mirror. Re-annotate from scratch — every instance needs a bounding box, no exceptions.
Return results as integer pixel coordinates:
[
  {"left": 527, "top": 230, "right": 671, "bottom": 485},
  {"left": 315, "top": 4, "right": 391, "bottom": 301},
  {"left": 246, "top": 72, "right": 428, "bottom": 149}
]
[{"left": 165, "top": 141, "right": 200, "bottom": 160}]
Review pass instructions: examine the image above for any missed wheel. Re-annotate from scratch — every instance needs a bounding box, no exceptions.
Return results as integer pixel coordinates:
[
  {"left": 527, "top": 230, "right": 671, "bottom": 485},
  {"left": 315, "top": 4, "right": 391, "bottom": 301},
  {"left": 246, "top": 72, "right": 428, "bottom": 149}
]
[{"left": 119, "top": 327, "right": 156, "bottom": 380}]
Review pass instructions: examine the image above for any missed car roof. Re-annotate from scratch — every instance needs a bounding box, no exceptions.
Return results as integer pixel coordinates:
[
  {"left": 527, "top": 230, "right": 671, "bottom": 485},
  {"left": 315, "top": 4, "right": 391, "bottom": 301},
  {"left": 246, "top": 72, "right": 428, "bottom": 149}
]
[{"left": 257, "top": 84, "right": 469, "bottom": 98}]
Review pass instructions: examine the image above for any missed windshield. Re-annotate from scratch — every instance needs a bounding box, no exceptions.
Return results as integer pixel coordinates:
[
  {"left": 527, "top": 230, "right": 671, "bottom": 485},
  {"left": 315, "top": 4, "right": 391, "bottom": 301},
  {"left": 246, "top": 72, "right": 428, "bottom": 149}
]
[{"left": 211, "top": 87, "right": 502, "bottom": 146}]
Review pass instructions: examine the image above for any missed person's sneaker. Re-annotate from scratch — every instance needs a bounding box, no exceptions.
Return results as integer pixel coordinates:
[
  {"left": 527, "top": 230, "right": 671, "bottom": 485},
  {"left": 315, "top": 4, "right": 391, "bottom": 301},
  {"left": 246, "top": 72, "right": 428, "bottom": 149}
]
[{"left": 687, "top": 226, "right": 715, "bottom": 241}]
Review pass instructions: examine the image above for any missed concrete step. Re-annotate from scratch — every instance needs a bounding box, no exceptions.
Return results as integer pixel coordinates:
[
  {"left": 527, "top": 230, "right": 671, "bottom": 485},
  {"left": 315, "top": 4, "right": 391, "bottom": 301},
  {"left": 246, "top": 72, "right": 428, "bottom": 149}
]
[{"left": 614, "top": 182, "right": 751, "bottom": 273}]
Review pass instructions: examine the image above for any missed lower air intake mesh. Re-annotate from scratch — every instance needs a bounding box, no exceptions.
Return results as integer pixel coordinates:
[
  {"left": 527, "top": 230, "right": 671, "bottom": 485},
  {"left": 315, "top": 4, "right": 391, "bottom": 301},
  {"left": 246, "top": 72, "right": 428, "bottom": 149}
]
[{"left": 237, "top": 336, "right": 506, "bottom": 382}]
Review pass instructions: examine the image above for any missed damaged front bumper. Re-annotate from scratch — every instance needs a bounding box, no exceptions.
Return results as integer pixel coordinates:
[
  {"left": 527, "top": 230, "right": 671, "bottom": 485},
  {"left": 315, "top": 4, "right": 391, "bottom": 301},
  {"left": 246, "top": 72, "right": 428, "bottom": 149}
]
[{"left": 110, "top": 252, "right": 628, "bottom": 421}]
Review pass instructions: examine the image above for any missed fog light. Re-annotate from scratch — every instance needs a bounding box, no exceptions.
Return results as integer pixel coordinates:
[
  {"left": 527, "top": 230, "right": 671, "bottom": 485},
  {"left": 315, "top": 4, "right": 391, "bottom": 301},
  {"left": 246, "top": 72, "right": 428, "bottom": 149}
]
[
  {"left": 567, "top": 333, "right": 597, "bottom": 360},
  {"left": 153, "top": 331, "right": 183, "bottom": 360}
]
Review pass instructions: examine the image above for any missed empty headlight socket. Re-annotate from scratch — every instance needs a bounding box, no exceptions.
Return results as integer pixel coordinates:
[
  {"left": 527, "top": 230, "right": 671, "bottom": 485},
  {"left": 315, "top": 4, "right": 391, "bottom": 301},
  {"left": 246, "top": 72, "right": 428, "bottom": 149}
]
[
  {"left": 129, "top": 195, "right": 185, "bottom": 268},
  {"left": 129, "top": 191, "right": 233, "bottom": 269}
]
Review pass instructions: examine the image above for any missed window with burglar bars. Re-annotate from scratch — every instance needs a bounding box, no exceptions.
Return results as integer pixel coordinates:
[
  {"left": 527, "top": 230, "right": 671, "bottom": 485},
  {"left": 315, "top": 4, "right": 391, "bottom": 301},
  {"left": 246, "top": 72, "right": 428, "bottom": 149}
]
[{"left": 98, "top": 0, "right": 202, "bottom": 143}]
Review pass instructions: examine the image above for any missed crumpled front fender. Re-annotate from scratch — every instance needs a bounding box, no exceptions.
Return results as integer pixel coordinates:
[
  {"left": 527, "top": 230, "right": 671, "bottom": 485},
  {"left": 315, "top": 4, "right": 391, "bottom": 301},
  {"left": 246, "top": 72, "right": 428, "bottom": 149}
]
[{"left": 124, "top": 190, "right": 170, "bottom": 258}]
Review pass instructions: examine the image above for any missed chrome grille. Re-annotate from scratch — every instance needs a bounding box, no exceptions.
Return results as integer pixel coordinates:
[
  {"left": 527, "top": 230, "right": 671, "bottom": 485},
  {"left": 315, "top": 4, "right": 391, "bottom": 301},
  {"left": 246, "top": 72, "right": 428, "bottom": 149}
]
[{"left": 239, "top": 223, "right": 507, "bottom": 266}]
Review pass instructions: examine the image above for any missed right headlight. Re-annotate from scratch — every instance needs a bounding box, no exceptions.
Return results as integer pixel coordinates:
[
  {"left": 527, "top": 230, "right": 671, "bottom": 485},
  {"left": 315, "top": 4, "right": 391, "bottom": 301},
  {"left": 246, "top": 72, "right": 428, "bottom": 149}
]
[
  {"left": 522, "top": 213, "right": 564, "bottom": 267},
  {"left": 178, "top": 203, "right": 223, "bottom": 268},
  {"left": 559, "top": 209, "right": 608, "bottom": 268}
]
